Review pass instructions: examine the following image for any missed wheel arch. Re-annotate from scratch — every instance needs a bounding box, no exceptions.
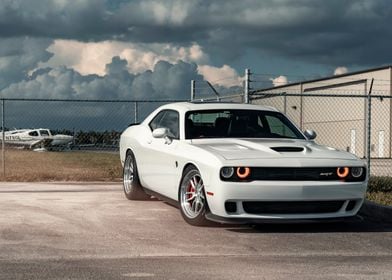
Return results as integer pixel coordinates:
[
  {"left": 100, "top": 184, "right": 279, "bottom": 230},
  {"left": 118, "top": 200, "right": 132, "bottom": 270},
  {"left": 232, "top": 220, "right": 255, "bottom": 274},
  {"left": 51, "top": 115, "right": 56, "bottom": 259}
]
[
  {"left": 178, "top": 161, "right": 213, "bottom": 196},
  {"left": 179, "top": 160, "right": 216, "bottom": 188},
  {"left": 181, "top": 162, "right": 198, "bottom": 175},
  {"left": 121, "top": 147, "right": 134, "bottom": 166}
]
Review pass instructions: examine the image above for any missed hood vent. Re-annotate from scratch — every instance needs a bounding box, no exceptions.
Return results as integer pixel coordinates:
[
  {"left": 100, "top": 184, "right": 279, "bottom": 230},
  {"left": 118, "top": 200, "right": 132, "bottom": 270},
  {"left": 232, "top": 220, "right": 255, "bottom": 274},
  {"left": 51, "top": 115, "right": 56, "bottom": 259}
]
[{"left": 270, "top": 146, "right": 304, "bottom": 152}]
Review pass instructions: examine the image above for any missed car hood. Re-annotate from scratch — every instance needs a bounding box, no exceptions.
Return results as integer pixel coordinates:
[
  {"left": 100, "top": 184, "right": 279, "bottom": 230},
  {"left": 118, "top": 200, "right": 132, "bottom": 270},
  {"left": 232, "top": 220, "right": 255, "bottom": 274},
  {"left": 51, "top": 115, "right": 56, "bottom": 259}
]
[{"left": 191, "top": 138, "right": 358, "bottom": 161}]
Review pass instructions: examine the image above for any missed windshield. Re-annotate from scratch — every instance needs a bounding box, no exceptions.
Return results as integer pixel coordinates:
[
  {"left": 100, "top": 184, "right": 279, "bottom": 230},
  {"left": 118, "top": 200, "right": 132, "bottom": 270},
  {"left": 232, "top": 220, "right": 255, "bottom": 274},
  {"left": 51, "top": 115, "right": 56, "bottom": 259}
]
[{"left": 185, "top": 109, "right": 305, "bottom": 140}]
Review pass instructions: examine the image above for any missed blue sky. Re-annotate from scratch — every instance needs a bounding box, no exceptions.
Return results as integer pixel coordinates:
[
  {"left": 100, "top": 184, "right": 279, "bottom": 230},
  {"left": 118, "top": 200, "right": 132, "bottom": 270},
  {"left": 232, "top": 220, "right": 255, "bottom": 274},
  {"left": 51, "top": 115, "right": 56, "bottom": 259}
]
[{"left": 0, "top": 0, "right": 391, "bottom": 129}]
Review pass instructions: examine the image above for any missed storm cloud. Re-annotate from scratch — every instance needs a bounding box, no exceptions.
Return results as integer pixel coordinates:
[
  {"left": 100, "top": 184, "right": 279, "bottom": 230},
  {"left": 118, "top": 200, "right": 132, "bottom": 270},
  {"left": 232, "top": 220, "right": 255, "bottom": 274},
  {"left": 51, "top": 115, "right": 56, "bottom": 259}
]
[
  {"left": 0, "top": 0, "right": 389, "bottom": 131},
  {"left": 0, "top": 0, "right": 390, "bottom": 66},
  {"left": 0, "top": 0, "right": 390, "bottom": 121},
  {"left": 1, "top": 57, "right": 208, "bottom": 100},
  {"left": 0, "top": 37, "right": 53, "bottom": 90},
  {"left": 1, "top": 57, "right": 239, "bottom": 130}
]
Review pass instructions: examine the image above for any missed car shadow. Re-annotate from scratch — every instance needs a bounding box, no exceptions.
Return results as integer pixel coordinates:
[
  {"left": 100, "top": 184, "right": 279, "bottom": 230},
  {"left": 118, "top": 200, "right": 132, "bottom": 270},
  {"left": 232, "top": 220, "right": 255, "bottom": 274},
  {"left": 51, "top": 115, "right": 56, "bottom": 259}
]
[
  {"left": 160, "top": 201, "right": 392, "bottom": 232},
  {"left": 223, "top": 216, "right": 392, "bottom": 233}
]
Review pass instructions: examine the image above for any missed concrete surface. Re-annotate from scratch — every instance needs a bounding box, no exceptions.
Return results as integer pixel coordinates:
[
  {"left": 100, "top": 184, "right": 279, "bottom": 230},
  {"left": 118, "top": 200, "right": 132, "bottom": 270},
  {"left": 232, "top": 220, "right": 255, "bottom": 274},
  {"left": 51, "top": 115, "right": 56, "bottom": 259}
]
[{"left": 0, "top": 182, "right": 391, "bottom": 279}]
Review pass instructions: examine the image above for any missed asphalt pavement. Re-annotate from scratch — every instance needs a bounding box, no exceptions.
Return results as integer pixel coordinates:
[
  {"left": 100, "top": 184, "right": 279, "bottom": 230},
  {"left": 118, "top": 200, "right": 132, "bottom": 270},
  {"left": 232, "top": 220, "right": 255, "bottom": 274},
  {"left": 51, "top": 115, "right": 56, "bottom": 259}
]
[{"left": 0, "top": 182, "right": 391, "bottom": 279}]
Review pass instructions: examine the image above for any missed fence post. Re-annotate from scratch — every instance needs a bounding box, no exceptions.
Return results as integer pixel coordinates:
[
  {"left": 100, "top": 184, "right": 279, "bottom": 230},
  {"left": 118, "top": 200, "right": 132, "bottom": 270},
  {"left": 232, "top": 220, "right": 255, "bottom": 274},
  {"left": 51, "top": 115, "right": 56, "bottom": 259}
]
[
  {"left": 134, "top": 102, "right": 138, "bottom": 123},
  {"left": 366, "top": 79, "right": 374, "bottom": 177},
  {"left": 299, "top": 83, "right": 303, "bottom": 130},
  {"left": 191, "top": 80, "right": 195, "bottom": 101},
  {"left": 244, "top": 68, "right": 250, "bottom": 104},
  {"left": 1, "top": 99, "right": 5, "bottom": 177}
]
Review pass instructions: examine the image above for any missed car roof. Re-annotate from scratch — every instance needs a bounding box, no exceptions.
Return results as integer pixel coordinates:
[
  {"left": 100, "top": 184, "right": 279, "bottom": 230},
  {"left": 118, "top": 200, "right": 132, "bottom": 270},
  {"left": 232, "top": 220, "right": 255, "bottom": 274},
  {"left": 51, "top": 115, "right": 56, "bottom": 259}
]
[{"left": 156, "top": 102, "right": 279, "bottom": 113}]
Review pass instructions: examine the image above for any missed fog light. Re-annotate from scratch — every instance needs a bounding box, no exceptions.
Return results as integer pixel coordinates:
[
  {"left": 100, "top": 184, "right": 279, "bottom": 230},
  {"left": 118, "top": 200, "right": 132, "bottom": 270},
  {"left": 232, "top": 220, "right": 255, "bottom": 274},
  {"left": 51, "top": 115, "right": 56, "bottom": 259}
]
[
  {"left": 337, "top": 167, "right": 349, "bottom": 178},
  {"left": 221, "top": 167, "right": 234, "bottom": 178},
  {"left": 351, "top": 167, "right": 364, "bottom": 178}
]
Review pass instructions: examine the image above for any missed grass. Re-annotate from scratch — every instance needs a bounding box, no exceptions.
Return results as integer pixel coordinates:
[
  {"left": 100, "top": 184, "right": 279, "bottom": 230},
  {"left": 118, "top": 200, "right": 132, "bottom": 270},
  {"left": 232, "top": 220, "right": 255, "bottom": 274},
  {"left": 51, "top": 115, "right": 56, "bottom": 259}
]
[
  {"left": 1, "top": 149, "right": 391, "bottom": 207},
  {"left": 0, "top": 149, "right": 122, "bottom": 182},
  {"left": 366, "top": 176, "right": 392, "bottom": 207},
  {"left": 367, "top": 192, "right": 392, "bottom": 207}
]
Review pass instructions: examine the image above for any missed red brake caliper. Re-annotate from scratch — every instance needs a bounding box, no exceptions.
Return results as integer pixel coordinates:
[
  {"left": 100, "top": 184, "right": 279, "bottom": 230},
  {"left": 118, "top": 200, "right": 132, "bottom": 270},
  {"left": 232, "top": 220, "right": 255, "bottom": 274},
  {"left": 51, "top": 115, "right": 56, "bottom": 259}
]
[{"left": 188, "top": 182, "right": 195, "bottom": 203}]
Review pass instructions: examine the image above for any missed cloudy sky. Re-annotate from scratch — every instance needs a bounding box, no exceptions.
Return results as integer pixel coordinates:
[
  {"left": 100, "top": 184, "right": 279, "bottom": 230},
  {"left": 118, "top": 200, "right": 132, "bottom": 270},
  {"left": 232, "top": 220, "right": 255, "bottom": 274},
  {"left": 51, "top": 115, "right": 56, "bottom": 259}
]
[{"left": 0, "top": 0, "right": 391, "bottom": 129}]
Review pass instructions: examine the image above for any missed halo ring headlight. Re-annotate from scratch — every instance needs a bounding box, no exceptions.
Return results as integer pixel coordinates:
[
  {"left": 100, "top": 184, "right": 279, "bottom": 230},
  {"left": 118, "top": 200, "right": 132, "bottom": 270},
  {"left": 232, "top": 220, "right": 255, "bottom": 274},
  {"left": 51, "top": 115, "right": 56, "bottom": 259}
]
[
  {"left": 337, "top": 167, "right": 349, "bottom": 178},
  {"left": 236, "top": 167, "right": 251, "bottom": 179}
]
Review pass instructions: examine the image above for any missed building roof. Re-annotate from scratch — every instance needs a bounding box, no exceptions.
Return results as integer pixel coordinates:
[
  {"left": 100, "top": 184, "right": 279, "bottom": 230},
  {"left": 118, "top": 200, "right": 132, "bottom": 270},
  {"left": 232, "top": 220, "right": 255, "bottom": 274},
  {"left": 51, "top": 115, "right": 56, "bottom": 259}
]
[{"left": 255, "top": 64, "right": 392, "bottom": 92}]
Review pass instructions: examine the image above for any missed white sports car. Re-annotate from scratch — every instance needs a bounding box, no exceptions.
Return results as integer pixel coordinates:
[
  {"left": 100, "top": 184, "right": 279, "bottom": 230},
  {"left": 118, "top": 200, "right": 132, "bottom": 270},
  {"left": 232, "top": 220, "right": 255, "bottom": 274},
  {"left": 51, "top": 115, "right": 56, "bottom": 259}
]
[{"left": 120, "top": 102, "right": 367, "bottom": 226}]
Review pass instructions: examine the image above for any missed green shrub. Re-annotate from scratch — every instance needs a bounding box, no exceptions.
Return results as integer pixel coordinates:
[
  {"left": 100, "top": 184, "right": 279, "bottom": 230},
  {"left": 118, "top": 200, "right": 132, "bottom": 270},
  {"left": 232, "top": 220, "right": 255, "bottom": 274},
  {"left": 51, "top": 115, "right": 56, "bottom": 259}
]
[
  {"left": 366, "top": 192, "right": 392, "bottom": 206},
  {"left": 367, "top": 176, "right": 392, "bottom": 193}
]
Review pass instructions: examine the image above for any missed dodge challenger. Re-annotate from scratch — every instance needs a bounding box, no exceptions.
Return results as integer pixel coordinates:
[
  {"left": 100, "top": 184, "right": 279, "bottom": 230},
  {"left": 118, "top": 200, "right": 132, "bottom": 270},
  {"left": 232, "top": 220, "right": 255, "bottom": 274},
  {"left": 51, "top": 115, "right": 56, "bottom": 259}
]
[{"left": 120, "top": 102, "right": 367, "bottom": 226}]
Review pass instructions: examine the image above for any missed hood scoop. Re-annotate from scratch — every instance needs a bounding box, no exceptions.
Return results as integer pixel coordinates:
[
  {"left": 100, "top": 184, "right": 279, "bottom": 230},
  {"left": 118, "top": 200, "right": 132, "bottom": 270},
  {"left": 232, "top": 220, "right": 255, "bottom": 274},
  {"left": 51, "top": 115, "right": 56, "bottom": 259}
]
[{"left": 270, "top": 146, "right": 304, "bottom": 152}]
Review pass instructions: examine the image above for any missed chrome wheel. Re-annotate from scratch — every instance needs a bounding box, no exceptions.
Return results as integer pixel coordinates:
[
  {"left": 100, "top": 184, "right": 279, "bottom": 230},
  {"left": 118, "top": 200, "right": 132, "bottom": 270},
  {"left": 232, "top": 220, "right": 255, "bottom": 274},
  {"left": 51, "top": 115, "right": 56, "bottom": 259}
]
[
  {"left": 123, "top": 153, "right": 134, "bottom": 194},
  {"left": 122, "top": 151, "right": 149, "bottom": 200},
  {"left": 180, "top": 170, "right": 206, "bottom": 219}
]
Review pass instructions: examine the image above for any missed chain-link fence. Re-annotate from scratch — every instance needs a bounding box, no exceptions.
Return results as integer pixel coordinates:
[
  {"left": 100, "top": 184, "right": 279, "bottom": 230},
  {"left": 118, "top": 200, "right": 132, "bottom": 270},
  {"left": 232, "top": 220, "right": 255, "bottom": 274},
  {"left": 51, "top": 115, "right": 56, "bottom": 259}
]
[
  {"left": 0, "top": 91, "right": 244, "bottom": 181},
  {"left": 0, "top": 98, "right": 187, "bottom": 181},
  {"left": 251, "top": 92, "right": 392, "bottom": 177},
  {"left": 0, "top": 91, "right": 390, "bottom": 181}
]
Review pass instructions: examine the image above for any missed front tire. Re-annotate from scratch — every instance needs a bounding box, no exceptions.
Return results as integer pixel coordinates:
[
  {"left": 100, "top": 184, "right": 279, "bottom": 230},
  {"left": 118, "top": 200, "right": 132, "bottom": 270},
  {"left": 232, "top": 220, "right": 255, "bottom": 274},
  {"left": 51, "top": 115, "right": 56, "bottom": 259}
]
[
  {"left": 123, "top": 150, "right": 150, "bottom": 200},
  {"left": 179, "top": 166, "right": 210, "bottom": 226}
]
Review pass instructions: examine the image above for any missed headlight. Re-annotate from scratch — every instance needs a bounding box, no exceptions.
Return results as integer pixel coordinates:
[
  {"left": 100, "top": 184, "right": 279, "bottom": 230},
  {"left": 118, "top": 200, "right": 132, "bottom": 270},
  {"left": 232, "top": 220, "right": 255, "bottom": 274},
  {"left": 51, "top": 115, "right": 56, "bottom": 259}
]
[
  {"left": 220, "top": 166, "right": 251, "bottom": 180},
  {"left": 221, "top": 167, "right": 234, "bottom": 179},
  {"left": 236, "top": 167, "right": 251, "bottom": 179},
  {"left": 337, "top": 167, "right": 349, "bottom": 178},
  {"left": 351, "top": 167, "right": 364, "bottom": 178}
]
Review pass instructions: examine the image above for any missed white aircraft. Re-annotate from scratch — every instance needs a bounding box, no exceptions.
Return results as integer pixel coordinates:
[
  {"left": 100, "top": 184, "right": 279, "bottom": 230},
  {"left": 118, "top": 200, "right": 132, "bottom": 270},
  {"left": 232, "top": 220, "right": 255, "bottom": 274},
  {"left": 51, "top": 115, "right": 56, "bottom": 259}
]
[{"left": 1, "top": 128, "right": 73, "bottom": 151}]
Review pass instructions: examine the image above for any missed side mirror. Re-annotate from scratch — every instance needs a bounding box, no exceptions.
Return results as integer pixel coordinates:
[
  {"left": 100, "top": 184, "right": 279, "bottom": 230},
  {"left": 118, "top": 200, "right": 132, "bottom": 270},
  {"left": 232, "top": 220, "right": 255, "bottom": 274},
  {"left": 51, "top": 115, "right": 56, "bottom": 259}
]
[
  {"left": 152, "top": 128, "right": 172, "bottom": 144},
  {"left": 152, "top": 128, "right": 168, "bottom": 138},
  {"left": 304, "top": 129, "right": 317, "bottom": 140}
]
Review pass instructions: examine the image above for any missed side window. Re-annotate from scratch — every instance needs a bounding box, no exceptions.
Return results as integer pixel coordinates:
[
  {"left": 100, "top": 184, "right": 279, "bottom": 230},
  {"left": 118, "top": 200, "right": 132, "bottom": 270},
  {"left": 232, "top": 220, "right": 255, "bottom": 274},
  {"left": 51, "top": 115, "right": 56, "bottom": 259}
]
[
  {"left": 160, "top": 111, "right": 179, "bottom": 139},
  {"left": 40, "top": 130, "right": 50, "bottom": 136},
  {"left": 149, "top": 110, "right": 179, "bottom": 139},
  {"left": 29, "top": 131, "right": 39, "bottom": 137},
  {"left": 149, "top": 111, "right": 166, "bottom": 131}
]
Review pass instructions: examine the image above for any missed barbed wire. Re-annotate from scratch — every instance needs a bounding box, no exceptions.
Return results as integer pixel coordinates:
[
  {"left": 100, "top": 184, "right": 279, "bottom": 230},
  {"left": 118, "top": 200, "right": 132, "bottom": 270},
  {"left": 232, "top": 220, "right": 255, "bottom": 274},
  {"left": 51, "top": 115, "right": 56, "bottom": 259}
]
[
  {"left": 250, "top": 92, "right": 392, "bottom": 99},
  {"left": 252, "top": 73, "right": 392, "bottom": 83},
  {"left": 251, "top": 78, "right": 392, "bottom": 87}
]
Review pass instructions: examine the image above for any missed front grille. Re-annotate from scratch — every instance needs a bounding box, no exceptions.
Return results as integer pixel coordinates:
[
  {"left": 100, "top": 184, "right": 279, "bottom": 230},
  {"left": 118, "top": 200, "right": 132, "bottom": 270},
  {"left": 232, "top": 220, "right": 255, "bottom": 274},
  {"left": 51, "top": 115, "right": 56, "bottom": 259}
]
[
  {"left": 242, "top": 201, "right": 344, "bottom": 214},
  {"left": 220, "top": 167, "right": 367, "bottom": 182},
  {"left": 251, "top": 167, "right": 340, "bottom": 181}
]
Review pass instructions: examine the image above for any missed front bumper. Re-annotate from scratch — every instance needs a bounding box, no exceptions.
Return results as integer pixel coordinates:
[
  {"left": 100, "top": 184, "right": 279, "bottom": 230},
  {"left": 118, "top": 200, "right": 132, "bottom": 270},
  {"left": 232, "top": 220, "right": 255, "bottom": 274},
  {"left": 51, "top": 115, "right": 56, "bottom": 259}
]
[{"left": 205, "top": 179, "right": 367, "bottom": 221}]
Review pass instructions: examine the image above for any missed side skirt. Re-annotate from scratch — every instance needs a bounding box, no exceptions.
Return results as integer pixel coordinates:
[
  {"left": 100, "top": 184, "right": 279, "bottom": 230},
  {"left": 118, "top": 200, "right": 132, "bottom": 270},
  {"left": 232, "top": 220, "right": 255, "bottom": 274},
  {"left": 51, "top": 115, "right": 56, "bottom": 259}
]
[{"left": 143, "top": 188, "right": 179, "bottom": 208}]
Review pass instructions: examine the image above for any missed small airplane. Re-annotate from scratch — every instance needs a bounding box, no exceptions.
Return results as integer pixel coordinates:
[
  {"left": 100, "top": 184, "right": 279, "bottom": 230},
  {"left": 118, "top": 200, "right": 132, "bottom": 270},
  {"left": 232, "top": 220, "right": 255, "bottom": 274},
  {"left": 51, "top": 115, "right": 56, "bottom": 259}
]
[{"left": 0, "top": 128, "right": 73, "bottom": 151}]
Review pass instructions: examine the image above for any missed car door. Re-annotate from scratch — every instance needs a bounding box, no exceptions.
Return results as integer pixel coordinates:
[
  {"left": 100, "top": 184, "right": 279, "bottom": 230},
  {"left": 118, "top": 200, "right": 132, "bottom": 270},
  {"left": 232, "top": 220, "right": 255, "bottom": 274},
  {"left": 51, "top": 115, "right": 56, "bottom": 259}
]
[{"left": 138, "top": 109, "right": 180, "bottom": 199}]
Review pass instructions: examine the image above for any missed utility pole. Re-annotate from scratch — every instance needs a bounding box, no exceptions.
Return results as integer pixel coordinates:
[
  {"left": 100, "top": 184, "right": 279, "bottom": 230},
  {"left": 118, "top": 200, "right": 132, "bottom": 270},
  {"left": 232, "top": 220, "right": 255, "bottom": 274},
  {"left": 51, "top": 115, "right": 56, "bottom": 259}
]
[
  {"left": 244, "top": 68, "right": 251, "bottom": 104},
  {"left": 191, "top": 80, "right": 195, "bottom": 101}
]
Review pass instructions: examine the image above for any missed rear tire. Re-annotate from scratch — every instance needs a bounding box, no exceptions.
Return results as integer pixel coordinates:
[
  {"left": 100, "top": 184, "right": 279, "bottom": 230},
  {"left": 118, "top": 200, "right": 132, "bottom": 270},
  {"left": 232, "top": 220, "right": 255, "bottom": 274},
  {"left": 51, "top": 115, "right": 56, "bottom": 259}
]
[
  {"left": 179, "top": 166, "right": 210, "bottom": 226},
  {"left": 123, "top": 150, "right": 150, "bottom": 200}
]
